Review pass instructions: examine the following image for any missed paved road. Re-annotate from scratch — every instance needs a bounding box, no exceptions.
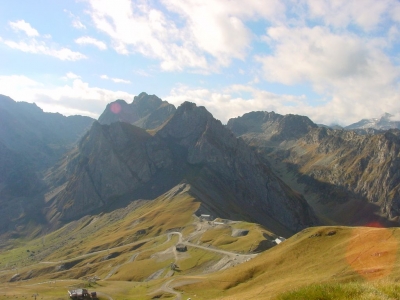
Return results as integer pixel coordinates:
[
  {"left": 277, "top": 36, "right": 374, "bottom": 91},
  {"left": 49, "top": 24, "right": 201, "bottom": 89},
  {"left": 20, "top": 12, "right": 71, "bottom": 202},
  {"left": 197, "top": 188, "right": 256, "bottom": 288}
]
[
  {"left": 154, "top": 232, "right": 257, "bottom": 299},
  {"left": 169, "top": 232, "right": 257, "bottom": 259},
  {"left": 153, "top": 279, "right": 182, "bottom": 300},
  {"left": 20, "top": 226, "right": 257, "bottom": 300}
]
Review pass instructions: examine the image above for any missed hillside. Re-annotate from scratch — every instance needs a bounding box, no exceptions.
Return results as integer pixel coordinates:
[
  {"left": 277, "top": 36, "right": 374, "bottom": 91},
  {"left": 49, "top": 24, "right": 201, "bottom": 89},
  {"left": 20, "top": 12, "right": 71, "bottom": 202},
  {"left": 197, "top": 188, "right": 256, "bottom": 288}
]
[
  {"left": 0, "top": 185, "right": 280, "bottom": 299},
  {"left": 228, "top": 112, "right": 400, "bottom": 226},
  {"left": 1, "top": 205, "right": 399, "bottom": 300},
  {"left": 45, "top": 102, "right": 317, "bottom": 234},
  {"left": 1, "top": 95, "right": 400, "bottom": 300},
  {"left": 176, "top": 226, "right": 400, "bottom": 299},
  {"left": 0, "top": 95, "right": 94, "bottom": 238}
]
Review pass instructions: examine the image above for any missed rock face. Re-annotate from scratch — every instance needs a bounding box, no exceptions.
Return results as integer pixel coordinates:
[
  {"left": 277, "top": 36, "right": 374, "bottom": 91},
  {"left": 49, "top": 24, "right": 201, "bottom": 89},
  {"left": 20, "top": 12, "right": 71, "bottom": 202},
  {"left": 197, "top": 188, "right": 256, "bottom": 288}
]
[
  {"left": 48, "top": 121, "right": 175, "bottom": 221},
  {"left": 228, "top": 111, "right": 400, "bottom": 225},
  {"left": 289, "top": 128, "right": 400, "bottom": 220},
  {"left": 157, "top": 103, "right": 317, "bottom": 231},
  {"left": 48, "top": 102, "right": 318, "bottom": 232},
  {"left": 98, "top": 92, "right": 176, "bottom": 129},
  {"left": 227, "top": 111, "right": 317, "bottom": 143}
]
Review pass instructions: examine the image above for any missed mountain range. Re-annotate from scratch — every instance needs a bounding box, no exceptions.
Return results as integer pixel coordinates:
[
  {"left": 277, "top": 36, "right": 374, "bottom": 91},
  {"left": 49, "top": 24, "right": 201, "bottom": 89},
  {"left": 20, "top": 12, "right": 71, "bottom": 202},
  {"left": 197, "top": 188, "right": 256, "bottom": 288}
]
[
  {"left": 46, "top": 100, "right": 316, "bottom": 234},
  {"left": 227, "top": 111, "right": 400, "bottom": 226},
  {"left": 345, "top": 112, "right": 400, "bottom": 131},
  {"left": 1, "top": 92, "right": 400, "bottom": 299}
]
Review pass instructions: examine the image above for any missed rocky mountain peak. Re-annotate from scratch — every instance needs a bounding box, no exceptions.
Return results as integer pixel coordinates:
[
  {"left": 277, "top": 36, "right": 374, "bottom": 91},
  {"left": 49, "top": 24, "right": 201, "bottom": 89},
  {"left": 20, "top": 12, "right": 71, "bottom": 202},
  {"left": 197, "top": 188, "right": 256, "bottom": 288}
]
[
  {"left": 133, "top": 92, "right": 162, "bottom": 105},
  {"left": 381, "top": 112, "right": 394, "bottom": 121},
  {"left": 48, "top": 100, "right": 318, "bottom": 233},
  {"left": 345, "top": 112, "right": 400, "bottom": 131},
  {"left": 227, "top": 111, "right": 317, "bottom": 142},
  {"left": 157, "top": 102, "right": 212, "bottom": 144},
  {"left": 98, "top": 92, "right": 176, "bottom": 129}
]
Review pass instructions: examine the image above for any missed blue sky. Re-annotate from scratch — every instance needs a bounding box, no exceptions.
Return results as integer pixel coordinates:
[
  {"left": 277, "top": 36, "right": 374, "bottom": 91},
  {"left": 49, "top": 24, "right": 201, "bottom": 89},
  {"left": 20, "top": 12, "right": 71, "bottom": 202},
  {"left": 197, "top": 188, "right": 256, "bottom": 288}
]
[{"left": 1, "top": 0, "right": 400, "bottom": 125}]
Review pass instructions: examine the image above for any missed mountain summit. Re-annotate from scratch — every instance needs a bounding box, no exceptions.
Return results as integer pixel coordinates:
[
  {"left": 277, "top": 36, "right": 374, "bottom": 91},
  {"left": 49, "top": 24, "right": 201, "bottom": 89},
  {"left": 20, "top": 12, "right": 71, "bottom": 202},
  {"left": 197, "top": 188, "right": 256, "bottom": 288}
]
[
  {"left": 345, "top": 112, "right": 400, "bottom": 130},
  {"left": 98, "top": 92, "right": 176, "bottom": 129},
  {"left": 47, "top": 101, "right": 318, "bottom": 233}
]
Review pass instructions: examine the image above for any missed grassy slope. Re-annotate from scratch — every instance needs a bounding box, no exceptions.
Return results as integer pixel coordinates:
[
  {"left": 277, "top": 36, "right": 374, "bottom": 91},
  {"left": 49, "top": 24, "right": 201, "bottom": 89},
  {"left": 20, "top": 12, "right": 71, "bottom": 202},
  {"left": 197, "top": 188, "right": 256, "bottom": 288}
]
[
  {"left": 3, "top": 184, "right": 399, "bottom": 299},
  {"left": 177, "top": 226, "right": 400, "bottom": 299},
  {"left": 0, "top": 186, "right": 273, "bottom": 299}
]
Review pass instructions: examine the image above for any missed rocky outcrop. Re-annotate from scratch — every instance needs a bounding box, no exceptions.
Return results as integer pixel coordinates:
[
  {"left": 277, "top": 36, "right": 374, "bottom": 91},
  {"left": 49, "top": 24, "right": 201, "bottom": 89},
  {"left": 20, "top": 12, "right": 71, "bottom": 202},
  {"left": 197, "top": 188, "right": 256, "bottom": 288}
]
[
  {"left": 289, "top": 128, "right": 400, "bottom": 220},
  {"left": 229, "top": 110, "right": 400, "bottom": 224},
  {"left": 158, "top": 103, "right": 317, "bottom": 231},
  {"left": 227, "top": 111, "right": 317, "bottom": 144},
  {"left": 48, "top": 121, "right": 174, "bottom": 221},
  {"left": 98, "top": 92, "right": 176, "bottom": 129},
  {"left": 49, "top": 102, "right": 318, "bottom": 232}
]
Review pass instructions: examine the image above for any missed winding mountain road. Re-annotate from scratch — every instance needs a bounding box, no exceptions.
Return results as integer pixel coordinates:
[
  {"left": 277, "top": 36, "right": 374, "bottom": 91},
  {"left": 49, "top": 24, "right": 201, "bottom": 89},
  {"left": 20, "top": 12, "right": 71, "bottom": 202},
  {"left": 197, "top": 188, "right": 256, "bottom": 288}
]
[
  {"left": 152, "top": 232, "right": 257, "bottom": 299},
  {"left": 18, "top": 222, "right": 258, "bottom": 300},
  {"left": 169, "top": 232, "right": 257, "bottom": 259}
]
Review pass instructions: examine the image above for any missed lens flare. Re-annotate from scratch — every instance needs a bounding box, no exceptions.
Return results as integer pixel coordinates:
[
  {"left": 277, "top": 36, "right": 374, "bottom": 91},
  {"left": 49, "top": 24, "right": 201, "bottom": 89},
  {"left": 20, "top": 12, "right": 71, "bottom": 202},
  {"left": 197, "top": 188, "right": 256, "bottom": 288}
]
[
  {"left": 110, "top": 102, "right": 121, "bottom": 114},
  {"left": 346, "top": 227, "right": 397, "bottom": 280}
]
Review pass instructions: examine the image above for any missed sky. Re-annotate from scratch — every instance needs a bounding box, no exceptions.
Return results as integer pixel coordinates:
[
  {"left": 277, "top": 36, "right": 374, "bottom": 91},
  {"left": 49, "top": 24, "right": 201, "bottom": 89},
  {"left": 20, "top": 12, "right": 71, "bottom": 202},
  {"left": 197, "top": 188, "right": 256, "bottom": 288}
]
[{"left": 1, "top": 0, "right": 400, "bottom": 126}]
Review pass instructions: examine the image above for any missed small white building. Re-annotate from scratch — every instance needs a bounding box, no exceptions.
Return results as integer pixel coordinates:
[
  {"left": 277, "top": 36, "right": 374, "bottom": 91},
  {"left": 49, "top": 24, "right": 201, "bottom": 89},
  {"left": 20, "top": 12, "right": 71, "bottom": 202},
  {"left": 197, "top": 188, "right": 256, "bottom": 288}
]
[
  {"left": 213, "top": 222, "right": 224, "bottom": 226},
  {"left": 274, "top": 237, "right": 286, "bottom": 244},
  {"left": 200, "top": 214, "right": 211, "bottom": 221}
]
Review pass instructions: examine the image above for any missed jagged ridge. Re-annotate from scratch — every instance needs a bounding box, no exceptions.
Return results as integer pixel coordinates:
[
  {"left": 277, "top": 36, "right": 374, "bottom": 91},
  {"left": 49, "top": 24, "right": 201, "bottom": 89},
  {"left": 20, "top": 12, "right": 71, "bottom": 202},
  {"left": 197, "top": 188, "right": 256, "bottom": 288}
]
[
  {"left": 47, "top": 102, "right": 318, "bottom": 233},
  {"left": 98, "top": 92, "right": 176, "bottom": 129}
]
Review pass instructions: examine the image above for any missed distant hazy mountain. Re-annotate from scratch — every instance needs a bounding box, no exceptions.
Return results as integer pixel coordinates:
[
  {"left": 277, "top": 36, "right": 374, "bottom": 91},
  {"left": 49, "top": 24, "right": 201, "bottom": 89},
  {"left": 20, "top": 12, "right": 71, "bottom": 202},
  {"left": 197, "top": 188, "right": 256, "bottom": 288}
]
[
  {"left": 345, "top": 113, "right": 400, "bottom": 131},
  {"left": 318, "top": 124, "right": 343, "bottom": 130},
  {"left": 0, "top": 95, "right": 94, "bottom": 170},
  {"left": 98, "top": 92, "right": 176, "bottom": 129},
  {"left": 47, "top": 102, "right": 317, "bottom": 233},
  {"left": 0, "top": 95, "right": 95, "bottom": 237}
]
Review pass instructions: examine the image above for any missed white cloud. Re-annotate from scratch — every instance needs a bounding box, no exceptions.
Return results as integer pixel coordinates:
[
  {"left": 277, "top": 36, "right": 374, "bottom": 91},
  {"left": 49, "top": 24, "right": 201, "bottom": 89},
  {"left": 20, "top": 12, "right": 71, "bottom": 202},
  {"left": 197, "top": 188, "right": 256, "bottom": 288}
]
[
  {"left": 256, "top": 25, "right": 400, "bottom": 123},
  {"left": 3, "top": 20, "right": 86, "bottom": 61},
  {"left": 100, "top": 74, "right": 131, "bottom": 84},
  {"left": 64, "top": 9, "right": 87, "bottom": 29},
  {"left": 75, "top": 36, "right": 107, "bottom": 50},
  {"left": 0, "top": 75, "right": 133, "bottom": 118},
  {"left": 305, "top": 0, "right": 399, "bottom": 31},
  {"left": 9, "top": 20, "right": 39, "bottom": 37},
  {"left": 0, "top": 75, "right": 42, "bottom": 90},
  {"left": 133, "top": 69, "right": 151, "bottom": 77},
  {"left": 165, "top": 82, "right": 400, "bottom": 126},
  {"left": 72, "top": 20, "right": 86, "bottom": 30},
  {"left": 65, "top": 72, "right": 81, "bottom": 79},
  {"left": 3, "top": 39, "right": 86, "bottom": 61},
  {"left": 258, "top": 26, "right": 379, "bottom": 86},
  {"left": 84, "top": 0, "right": 285, "bottom": 71},
  {"left": 162, "top": 0, "right": 285, "bottom": 65},
  {"left": 165, "top": 85, "right": 307, "bottom": 124}
]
